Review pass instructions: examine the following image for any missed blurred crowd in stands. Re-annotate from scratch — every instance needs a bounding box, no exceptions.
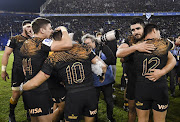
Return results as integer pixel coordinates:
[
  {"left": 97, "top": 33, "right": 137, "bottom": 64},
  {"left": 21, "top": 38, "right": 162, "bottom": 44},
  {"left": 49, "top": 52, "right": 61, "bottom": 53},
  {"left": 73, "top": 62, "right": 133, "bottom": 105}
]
[
  {"left": 0, "top": 14, "right": 37, "bottom": 50},
  {"left": 42, "top": 0, "right": 180, "bottom": 14},
  {"left": 0, "top": 13, "right": 179, "bottom": 50}
]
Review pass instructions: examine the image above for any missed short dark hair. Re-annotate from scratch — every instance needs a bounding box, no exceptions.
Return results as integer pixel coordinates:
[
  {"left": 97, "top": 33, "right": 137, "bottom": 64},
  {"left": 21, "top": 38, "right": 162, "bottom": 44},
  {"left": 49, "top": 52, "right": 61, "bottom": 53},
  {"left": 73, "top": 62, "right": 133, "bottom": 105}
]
[
  {"left": 31, "top": 17, "right": 51, "bottom": 34},
  {"left": 22, "top": 20, "right": 31, "bottom": 26},
  {"left": 130, "top": 18, "right": 145, "bottom": 27},
  {"left": 144, "top": 24, "right": 159, "bottom": 37},
  {"left": 177, "top": 35, "right": 180, "bottom": 38},
  {"left": 73, "top": 31, "right": 84, "bottom": 44},
  {"left": 52, "top": 30, "right": 62, "bottom": 41}
]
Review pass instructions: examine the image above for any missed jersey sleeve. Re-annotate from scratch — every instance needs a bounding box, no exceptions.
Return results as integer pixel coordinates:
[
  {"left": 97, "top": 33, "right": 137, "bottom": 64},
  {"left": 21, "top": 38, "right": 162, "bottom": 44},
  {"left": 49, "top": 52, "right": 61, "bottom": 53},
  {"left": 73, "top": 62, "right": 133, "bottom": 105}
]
[
  {"left": 41, "top": 57, "right": 54, "bottom": 75},
  {"left": 41, "top": 39, "right": 53, "bottom": 52},
  {"left": 6, "top": 37, "right": 16, "bottom": 49},
  {"left": 167, "top": 38, "right": 174, "bottom": 51},
  {"left": 124, "top": 38, "right": 130, "bottom": 45},
  {"left": 89, "top": 50, "right": 96, "bottom": 60}
]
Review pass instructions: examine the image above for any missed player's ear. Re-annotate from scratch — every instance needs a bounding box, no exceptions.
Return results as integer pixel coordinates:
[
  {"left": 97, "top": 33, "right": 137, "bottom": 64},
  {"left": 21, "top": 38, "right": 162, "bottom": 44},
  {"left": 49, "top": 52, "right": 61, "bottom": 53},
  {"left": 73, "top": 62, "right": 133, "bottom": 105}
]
[
  {"left": 152, "top": 28, "right": 156, "bottom": 34},
  {"left": 40, "top": 28, "right": 45, "bottom": 34}
]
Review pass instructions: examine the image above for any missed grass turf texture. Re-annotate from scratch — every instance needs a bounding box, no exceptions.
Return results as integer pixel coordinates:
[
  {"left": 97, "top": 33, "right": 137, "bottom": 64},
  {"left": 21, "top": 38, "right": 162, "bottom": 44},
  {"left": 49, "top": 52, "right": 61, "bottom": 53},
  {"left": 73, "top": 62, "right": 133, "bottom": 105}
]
[{"left": 0, "top": 51, "right": 180, "bottom": 122}]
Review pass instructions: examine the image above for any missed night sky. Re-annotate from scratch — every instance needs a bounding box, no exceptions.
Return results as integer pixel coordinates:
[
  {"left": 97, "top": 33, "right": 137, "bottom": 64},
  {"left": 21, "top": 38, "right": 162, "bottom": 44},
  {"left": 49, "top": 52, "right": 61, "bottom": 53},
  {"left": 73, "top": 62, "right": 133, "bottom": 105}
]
[{"left": 0, "top": 0, "right": 46, "bottom": 13}]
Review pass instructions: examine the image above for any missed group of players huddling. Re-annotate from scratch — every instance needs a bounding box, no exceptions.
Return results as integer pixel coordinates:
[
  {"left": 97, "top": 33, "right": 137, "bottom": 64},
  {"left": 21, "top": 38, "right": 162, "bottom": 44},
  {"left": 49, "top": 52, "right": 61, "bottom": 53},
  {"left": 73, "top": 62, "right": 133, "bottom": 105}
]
[{"left": 1, "top": 17, "right": 177, "bottom": 122}]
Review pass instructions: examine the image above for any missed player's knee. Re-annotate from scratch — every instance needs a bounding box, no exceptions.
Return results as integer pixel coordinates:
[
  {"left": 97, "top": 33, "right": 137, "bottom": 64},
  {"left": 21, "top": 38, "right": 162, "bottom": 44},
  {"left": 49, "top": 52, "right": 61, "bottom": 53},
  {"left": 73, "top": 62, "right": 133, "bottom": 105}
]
[{"left": 10, "top": 97, "right": 18, "bottom": 105}]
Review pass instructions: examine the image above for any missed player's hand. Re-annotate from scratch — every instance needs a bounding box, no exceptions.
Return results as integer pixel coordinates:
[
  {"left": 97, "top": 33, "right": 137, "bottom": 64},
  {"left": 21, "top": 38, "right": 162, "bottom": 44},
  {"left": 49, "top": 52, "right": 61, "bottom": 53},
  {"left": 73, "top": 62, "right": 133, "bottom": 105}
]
[
  {"left": 99, "top": 74, "right": 105, "bottom": 83},
  {"left": 135, "top": 41, "right": 156, "bottom": 53},
  {"left": 26, "top": 28, "right": 34, "bottom": 37},
  {"left": 28, "top": 29, "right": 34, "bottom": 37},
  {"left": 120, "top": 58, "right": 125, "bottom": 63},
  {"left": 1, "top": 71, "right": 9, "bottom": 81},
  {"left": 55, "top": 26, "right": 67, "bottom": 32},
  {"left": 144, "top": 69, "right": 163, "bottom": 82}
]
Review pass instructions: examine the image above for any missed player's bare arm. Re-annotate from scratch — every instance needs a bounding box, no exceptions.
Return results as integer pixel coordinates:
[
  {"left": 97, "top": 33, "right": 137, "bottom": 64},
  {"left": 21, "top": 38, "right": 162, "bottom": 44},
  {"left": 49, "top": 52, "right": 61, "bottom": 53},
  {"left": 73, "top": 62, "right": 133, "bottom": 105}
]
[
  {"left": 51, "top": 26, "right": 73, "bottom": 51},
  {"left": 116, "top": 41, "right": 156, "bottom": 58},
  {"left": 145, "top": 51, "right": 176, "bottom": 82},
  {"left": 1, "top": 47, "right": 13, "bottom": 81},
  {"left": 22, "top": 71, "right": 50, "bottom": 91}
]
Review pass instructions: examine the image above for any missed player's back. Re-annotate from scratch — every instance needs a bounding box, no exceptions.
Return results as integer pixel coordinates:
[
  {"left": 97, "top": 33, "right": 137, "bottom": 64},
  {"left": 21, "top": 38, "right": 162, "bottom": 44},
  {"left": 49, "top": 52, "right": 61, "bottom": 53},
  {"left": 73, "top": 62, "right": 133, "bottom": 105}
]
[
  {"left": 21, "top": 37, "right": 50, "bottom": 92},
  {"left": 134, "top": 38, "right": 171, "bottom": 83},
  {"left": 43, "top": 44, "right": 95, "bottom": 93},
  {"left": 56, "top": 59, "right": 94, "bottom": 92}
]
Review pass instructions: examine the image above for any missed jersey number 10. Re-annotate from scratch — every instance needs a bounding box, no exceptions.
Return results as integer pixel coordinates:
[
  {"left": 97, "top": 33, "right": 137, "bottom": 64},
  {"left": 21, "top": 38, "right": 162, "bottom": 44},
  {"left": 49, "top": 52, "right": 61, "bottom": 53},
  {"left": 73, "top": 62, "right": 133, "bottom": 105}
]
[{"left": 66, "top": 62, "right": 85, "bottom": 84}]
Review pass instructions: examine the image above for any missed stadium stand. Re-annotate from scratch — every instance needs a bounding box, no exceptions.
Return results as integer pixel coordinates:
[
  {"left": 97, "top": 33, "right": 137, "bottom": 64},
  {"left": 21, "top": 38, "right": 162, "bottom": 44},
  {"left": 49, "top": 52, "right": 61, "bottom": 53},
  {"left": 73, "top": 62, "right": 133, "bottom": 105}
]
[
  {"left": 0, "top": 14, "right": 179, "bottom": 49},
  {"left": 0, "top": 13, "right": 38, "bottom": 49},
  {"left": 0, "top": 0, "right": 179, "bottom": 50},
  {"left": 41, "top": 0, "right": 180, "bottom": 14}
]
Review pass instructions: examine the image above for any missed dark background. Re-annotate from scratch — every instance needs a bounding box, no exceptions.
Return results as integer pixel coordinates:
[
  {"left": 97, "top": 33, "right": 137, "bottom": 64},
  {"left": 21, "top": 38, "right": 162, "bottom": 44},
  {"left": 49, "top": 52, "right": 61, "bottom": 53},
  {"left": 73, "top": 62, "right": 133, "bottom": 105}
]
[{"left": 0, "top": 0, "right": 46, "bottom": 12}]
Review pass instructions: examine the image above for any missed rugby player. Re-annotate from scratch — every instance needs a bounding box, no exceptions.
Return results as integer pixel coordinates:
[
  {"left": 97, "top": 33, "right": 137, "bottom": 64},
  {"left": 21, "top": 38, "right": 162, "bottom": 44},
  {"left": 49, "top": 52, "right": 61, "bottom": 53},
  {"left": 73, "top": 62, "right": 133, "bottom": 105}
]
[
  {"left": 1, "top": 20, "right": 33, "bottom": 122},
  {"left": 20, "top": 41, "right": 107, "bottom": 122},
  {"left": 134, "top": 24, "right": 176, "bottom": 122},
  {"left": 20, "top": 17, "right": 72, "bottom": 122},
  {"left": 116, "top": 18, "right": 155, "bottom": 122},
  {"left": 116, "top": 18, "right": 175, "bottom": 122}
]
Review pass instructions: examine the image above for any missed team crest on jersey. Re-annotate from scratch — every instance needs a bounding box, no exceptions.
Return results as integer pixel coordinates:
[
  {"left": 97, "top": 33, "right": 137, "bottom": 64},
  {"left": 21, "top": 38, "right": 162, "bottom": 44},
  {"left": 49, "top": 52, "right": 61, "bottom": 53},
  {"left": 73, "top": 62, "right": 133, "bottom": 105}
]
[
  {"left": 68, "top": 114, "right": 78, "bottom": 119},
  {"left": 6, "top": 39, "right": 11, "bottom": 46},
  {"left": 42, "top": 39, "right": 53, "bottom": 47},
  {"left": 136, "top": 101, "right": 143, "bottom": 106}
]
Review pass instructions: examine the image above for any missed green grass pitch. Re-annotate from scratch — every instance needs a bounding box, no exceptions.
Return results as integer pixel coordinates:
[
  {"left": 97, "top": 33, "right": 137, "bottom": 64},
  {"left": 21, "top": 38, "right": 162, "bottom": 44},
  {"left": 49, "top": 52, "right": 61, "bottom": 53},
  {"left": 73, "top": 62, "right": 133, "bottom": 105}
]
[{"left": 0, "top": 51, "right": 180, "bottom": 122}]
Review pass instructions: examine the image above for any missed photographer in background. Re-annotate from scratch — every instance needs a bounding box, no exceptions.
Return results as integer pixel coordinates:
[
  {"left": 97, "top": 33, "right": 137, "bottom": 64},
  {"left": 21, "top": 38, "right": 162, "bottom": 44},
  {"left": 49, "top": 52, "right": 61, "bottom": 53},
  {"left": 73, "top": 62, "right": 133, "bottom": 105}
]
[
  {"left": 96, "top": 32, "right": 117, "bottom": 79},
  {"left": 82, "top": 34, "right": 116, "bottom": 122}
]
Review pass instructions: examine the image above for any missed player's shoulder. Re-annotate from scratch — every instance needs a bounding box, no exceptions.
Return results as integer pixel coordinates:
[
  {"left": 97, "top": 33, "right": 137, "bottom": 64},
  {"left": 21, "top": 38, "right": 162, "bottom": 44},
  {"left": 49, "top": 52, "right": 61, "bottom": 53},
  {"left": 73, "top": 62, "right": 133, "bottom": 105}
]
[
  {"left": 125, "top": 35, "right": 137, "bottom": 46},
  {"left": 147, "top": 38, "right": 169, "bottom": 47},
  {"left": 9, "top": 34, "right": 20, "bottom": 41},
  {"left": 147, "top": 38, "right": 169, "bottom": 56},
  {"left": 23, "top": 37, "right": 43, "bottom": 45},
  {"left": 47, "top": 44, "right": 92, "bottom": 63},
  {"left": 20, "top": 37, "right": 42, "bottom": 56}
]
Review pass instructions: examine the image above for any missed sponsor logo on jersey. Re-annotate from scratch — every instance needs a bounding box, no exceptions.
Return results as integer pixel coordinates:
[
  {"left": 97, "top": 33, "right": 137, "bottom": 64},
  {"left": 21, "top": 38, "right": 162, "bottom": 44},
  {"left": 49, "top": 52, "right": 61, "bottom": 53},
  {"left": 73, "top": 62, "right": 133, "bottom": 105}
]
[
  {"left": 29, "top": 108, "right": 42, "bottom": 114},
  {"left": 157, "top": 104, "right": 168, "bottom": 110},
  {"left": 68, "top": 114, "right": 78, "bottom": 119},
  {"left": 89, "top": 109, "right": 97, "bottom": 115},
  {"left": 42, "top": 39, "right": 53, "bottom": 47},
  {"left": 136, "top": 101, "right": 143, "bottom": 106}
]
